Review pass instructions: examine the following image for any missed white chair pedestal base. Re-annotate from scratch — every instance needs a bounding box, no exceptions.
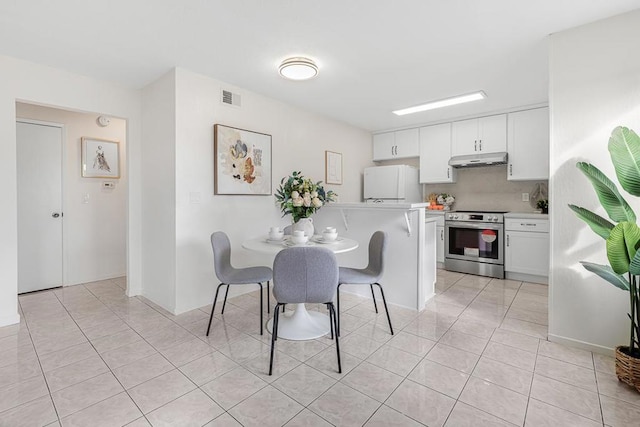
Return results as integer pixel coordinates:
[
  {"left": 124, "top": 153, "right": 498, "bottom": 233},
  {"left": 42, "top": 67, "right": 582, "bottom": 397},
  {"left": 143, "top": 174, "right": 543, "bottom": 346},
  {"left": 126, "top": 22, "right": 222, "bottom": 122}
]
[{"left": 266, "top": 303, "right": 330, "bottom": 340}]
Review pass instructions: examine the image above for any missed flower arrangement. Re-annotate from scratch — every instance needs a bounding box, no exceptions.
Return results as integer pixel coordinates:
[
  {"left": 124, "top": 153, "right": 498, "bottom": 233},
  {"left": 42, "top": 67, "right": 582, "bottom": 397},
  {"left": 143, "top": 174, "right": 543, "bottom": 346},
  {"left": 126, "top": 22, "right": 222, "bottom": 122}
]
[
  {"left": 275, "top": 171, "right": 336, "bottom": 223},
  {"left": 428, "top": 193, "right": 455, "bottom": 210}
]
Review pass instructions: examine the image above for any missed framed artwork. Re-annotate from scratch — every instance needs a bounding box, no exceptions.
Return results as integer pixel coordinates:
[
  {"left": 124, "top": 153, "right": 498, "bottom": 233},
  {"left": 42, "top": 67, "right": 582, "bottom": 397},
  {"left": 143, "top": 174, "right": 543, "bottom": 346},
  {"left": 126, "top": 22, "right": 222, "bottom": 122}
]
[
  {"left": 214, "top": 124, "right": 272, "bottom": 195},
  {"left": 81, "top": 137, "right": 120, "bottom": 178},
  {"left": 325, "top": 150, "right": 343, "bottom": 185}
]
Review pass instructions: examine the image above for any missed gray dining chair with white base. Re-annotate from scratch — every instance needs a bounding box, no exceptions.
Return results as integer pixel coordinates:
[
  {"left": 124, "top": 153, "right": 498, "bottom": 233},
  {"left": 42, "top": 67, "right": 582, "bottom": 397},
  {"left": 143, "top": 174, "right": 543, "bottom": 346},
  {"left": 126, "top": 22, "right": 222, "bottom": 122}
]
[
  {"left": 337, "top": 231, "right": 393, "bottom": 336},
  {"left": 206, "top": 231, "right": 273, "bottom": 336},
  {"left": 269, "top": 247, "right": 341, "bottom": 375}
]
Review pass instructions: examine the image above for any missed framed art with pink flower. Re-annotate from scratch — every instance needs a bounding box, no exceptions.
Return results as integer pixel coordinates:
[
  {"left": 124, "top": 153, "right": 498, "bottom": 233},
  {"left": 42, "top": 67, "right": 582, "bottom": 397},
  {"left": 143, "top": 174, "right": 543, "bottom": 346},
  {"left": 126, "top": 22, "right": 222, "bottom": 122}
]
[{"left": 214, "top": 124, "right": 272, "bottom": 195}]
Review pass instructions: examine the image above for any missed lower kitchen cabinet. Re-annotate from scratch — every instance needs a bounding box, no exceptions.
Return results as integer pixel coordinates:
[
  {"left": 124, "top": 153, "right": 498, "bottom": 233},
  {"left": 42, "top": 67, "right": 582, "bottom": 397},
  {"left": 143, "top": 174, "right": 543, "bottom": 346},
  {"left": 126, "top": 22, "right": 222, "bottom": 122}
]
[
  {"left": 426, "top": 212, "right": 445, "bottom": 264},
  {"left": 436, "top": 225, "right": 444, "bottom": 263},
  {"left": 504, "top": 216, "right": 549, "bottom": 282}
]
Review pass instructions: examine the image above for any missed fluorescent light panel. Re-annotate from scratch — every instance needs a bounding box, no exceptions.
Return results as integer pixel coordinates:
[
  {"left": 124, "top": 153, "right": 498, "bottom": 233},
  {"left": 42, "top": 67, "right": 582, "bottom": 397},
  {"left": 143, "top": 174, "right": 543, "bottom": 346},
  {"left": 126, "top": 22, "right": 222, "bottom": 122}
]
[{"left": 393, "top": 91, "right": 487, "bottom": 116}]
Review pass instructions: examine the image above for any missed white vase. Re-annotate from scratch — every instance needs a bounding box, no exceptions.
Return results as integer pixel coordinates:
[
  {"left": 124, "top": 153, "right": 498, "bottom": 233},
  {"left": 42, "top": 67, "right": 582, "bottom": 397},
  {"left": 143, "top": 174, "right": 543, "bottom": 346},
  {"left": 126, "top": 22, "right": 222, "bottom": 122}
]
[{"left": 292, "top": 217, "right": 314, "bottom": 237}]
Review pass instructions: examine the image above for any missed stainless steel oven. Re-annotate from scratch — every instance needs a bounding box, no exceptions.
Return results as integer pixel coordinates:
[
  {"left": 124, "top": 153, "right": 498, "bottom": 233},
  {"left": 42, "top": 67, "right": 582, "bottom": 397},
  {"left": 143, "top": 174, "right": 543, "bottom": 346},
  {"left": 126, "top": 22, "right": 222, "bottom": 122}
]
[{"left": 444, "top": 211, "right": 506, "bottom": 279}]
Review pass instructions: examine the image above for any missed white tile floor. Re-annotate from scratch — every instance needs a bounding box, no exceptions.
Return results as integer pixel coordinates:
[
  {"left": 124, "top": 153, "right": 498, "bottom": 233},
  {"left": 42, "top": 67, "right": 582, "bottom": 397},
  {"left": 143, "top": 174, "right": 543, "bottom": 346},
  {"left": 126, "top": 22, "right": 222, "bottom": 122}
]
[{"left": 1, "top": 270, "right": 638, "bottom": 426}]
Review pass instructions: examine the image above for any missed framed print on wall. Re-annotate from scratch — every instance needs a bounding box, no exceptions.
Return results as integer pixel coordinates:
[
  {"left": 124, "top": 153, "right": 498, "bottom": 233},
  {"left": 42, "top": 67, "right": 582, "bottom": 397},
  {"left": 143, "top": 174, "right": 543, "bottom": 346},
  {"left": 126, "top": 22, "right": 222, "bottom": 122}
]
[
  {"left": 214, "top": 124, "right": 272, "bottom": 195},
  {"left": 325, "top": 150, "right": 343, "bottom": 185},
  {"left": 81, "top": 137, "right": 120, "bottom": 178}
]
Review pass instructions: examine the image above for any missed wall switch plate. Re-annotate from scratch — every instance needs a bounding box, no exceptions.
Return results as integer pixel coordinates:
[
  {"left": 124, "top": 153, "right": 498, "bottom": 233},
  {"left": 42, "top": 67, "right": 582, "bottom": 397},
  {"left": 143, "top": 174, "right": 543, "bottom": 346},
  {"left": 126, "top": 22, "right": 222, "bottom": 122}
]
[
  {"left": 102, "top": 181, "right": 115, "bottom": 189},
  {"left": 83, "top": 193, "right": 90, "bottom": 204},
  {"left": 522, "top": 193, "right": 529, "bottom": 202}
]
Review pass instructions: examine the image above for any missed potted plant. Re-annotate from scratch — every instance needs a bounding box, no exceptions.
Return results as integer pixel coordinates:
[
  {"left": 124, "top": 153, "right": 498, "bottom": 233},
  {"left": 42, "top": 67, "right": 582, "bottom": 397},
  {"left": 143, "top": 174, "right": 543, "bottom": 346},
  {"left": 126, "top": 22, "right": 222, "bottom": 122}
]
[
  {"left": 275, "top": 171, "right": 336, "bottom": 236},
  {"left": 569, "top": 126, "right": 640, "bottom": 391},
  {"left": 537, "top": 199, "right": 549, "bottom": 214}
]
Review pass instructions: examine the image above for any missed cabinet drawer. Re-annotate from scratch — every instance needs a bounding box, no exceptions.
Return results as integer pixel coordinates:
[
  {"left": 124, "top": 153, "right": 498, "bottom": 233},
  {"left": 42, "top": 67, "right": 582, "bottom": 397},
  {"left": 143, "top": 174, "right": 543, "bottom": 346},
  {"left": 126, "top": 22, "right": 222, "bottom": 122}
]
[{"left": 505, "top": 218, "right": 549, "bottom": 232}]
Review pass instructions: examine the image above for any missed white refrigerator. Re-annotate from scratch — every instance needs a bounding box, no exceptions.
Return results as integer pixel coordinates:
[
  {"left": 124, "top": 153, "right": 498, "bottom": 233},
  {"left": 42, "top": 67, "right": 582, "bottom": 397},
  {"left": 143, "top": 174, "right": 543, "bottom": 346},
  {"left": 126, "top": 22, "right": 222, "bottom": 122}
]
[{"left": 363, "top": 165, "right": 422, "bottom": 203}]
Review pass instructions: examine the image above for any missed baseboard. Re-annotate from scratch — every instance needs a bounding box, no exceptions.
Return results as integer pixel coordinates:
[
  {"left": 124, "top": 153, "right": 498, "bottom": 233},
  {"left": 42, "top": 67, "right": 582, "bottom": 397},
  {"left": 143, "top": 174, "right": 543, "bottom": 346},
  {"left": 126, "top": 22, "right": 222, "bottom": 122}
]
[
  {"left": 548, "top": 333, "right": 615, "bottom": 356},
  {"left": 506, "top": 272, "right": 548, "bottom": 285},
  {"left": 0, "top": 313, "right": 21, "bottom": 327}
]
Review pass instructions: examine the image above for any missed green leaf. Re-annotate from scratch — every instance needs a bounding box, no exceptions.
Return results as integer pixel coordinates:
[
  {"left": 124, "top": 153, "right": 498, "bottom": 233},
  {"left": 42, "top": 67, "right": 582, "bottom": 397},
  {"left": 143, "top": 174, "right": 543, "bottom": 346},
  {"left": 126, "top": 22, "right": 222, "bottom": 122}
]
[
  {"left": 629, "top": 250, "right": 640, "bottom": 275},
  {"left": 609, "top": 127, "right": 640, "bottom": 197},
  {"left": 577, "top": 162, "right": 636, "bottom": 223},
  {"left": 581, "top": 262, "right": 630, "bottom": 291},
  {"left": 568, "top": 204, "right": 615, "bottom": 239},
  {"left": 606, "top": 222, "right": 640, "bottom": 274}
]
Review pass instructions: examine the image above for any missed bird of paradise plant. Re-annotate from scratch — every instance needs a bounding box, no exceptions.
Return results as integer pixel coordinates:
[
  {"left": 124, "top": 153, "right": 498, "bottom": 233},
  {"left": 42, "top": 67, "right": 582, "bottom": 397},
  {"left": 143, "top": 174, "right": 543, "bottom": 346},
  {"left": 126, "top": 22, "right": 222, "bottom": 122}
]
[{"left": 570, "top": 126, "right": 640, "bottom": 368}]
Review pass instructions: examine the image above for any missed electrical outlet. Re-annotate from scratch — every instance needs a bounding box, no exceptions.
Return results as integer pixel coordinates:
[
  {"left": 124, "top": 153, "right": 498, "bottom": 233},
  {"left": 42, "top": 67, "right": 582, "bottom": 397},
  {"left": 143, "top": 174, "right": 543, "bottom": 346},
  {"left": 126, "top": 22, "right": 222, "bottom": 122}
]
[{"left": 522, "top": 193, "right": 529, "bottom": 202}]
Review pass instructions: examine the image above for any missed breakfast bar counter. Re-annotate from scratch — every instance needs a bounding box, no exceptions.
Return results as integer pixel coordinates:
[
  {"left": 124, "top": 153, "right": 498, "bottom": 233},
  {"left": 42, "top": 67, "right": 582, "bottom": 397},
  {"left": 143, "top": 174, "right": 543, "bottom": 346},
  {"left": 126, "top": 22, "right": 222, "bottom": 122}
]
[{"left": 312, "top": 202, "right": 437, "bottom": 311}]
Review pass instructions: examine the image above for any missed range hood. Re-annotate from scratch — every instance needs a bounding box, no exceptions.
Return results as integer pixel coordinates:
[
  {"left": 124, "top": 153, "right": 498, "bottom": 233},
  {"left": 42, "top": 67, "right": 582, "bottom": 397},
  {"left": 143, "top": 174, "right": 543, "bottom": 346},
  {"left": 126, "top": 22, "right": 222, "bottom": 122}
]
[{"left": 448, "top": 152, "right": 508, "bottom": 168}]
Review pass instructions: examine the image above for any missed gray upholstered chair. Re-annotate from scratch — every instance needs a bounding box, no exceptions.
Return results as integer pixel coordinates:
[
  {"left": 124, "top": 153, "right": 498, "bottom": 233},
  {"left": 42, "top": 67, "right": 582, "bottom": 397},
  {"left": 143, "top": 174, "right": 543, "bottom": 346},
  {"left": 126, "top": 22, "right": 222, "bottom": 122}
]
[
  {"left": 337, "top": 231, "right": 393, "bottom": 335},
  {"left": 206, "top": 232, "right": 273, "bottom": 336},
  {"left": 283, "top": 225, "right": 292, "bottom": 235},
  {"left": 269, "top": 247, "right": 341, "bottom": 375}
]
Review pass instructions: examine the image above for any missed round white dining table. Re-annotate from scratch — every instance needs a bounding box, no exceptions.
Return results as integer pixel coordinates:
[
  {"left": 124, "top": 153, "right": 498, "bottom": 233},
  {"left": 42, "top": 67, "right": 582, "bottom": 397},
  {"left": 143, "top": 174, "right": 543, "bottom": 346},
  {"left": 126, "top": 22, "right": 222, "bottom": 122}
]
[{"left": 242, "top": 235, "right": 358, "bottom": 340}]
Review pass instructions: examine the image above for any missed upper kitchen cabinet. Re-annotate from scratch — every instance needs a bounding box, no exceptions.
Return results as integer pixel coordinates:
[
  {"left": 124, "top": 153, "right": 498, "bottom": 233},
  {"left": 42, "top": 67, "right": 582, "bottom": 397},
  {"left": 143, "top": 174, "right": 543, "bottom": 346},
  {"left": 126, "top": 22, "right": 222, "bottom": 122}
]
[
  {"left": 372, "top": 128, "right": 419, "bottom": 161},
  {"left": 451, "top": 114, "right": 507, "bottom": 156},
  {"left": 419, "top": 123, "right": 456, "bottom": 183},
  {"left": 507, "top": 107, "right": 550, "bottom": 181}
]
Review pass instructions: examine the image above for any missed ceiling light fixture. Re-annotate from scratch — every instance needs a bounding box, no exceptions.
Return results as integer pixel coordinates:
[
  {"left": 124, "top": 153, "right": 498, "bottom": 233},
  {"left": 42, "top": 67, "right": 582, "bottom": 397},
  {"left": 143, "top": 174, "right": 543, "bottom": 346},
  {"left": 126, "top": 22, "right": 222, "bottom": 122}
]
[
  {"left": 392, "top": 91, "right": 487, "bottom": 116},
  {"left": 278, "top": 57, "right": 318, "bottom": 81}
]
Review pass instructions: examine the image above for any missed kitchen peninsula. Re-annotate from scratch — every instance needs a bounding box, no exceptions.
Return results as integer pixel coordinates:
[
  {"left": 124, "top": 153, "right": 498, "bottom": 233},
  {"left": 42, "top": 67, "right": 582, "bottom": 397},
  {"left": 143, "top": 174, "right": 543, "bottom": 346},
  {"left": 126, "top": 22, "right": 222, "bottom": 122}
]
[{"left": 313, "top": 202, "right": 437, "bottom": 311}]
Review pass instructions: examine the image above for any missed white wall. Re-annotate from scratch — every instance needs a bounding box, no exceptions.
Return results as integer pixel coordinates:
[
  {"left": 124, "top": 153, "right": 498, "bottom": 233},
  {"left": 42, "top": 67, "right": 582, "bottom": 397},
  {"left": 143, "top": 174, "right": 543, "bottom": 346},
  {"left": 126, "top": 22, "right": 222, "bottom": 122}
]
[
  {"left": 549, "top": 10, "right": 640, "bottom": 352},
  {"left": 141, "top": 71, "right": 177, "bottom": 312},
  {"left": 172, "top": 68, "right": 373, "bottom": 313},
  {"left": 0, "top": 54, "right": 142, "bottom": 326},
  {"left": 16, "top": 104, "right": 127, "bottom": 285}
]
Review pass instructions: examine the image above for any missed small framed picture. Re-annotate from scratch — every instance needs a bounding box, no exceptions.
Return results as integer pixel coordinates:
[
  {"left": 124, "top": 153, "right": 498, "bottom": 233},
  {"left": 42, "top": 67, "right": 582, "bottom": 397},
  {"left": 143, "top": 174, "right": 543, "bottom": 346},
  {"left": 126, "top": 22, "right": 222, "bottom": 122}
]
[
  {"left": 325, "top": 151, "right": 343, "bottom": 185},
  {"left": 81, "top": 137, "right": 120, "bottom": 178},
  {"left": 214, "top": 124, "right": 272, "bottom": 195}
]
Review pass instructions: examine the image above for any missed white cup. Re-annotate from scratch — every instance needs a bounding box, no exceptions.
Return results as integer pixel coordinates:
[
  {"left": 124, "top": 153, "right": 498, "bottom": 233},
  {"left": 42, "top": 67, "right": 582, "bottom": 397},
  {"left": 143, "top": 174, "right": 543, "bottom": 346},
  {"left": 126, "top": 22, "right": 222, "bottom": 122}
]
[
  {"left": 268, "top": 227, "right": 284, "bottom": 241},
  {"left": 322, "top": 227, "right": 338, "bottom": 241},
  {"left": 291, "top": 230, "right": 308, "bottom": 245}
]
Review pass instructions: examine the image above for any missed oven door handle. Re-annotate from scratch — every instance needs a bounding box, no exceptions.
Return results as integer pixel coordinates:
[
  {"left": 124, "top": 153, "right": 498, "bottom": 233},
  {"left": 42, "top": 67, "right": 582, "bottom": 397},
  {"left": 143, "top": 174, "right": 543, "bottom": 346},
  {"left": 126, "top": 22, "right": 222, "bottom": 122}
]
[{"left": 445, "top": 221, "right": 503, "bottom": 230}]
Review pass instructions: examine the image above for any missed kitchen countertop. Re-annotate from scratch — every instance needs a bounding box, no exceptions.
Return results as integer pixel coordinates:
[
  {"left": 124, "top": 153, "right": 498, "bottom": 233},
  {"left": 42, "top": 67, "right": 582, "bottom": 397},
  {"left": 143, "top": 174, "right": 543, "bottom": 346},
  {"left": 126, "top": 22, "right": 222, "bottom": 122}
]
[
  {"left": 327, "top": 202, "right": 430, "bottom": 210},
  {"left": 504, "top": 212, "right": 549, "bottom": 219}
]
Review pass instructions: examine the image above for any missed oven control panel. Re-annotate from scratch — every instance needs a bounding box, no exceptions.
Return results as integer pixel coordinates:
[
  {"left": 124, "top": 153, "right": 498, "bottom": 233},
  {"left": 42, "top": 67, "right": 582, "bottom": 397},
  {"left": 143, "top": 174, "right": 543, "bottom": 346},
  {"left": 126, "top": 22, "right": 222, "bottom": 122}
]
[{"left": 446, "top": 212, "right": 504, "bottom": 223}]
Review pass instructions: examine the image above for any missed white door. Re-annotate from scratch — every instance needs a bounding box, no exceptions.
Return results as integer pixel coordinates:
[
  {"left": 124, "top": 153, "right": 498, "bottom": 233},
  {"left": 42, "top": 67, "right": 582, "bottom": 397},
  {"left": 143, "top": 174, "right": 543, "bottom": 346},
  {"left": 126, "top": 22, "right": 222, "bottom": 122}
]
[
  {"left": 451, "top": 118, "right": 478, "bottom": 156},
  {"left": 372, "top": 132, "right": 396, "bottom": 160},
  {"left": 507, "top": 108, "right": 550, "bottom": 181},
  {"left": 17, "top": 121, "right": 63, "bottom": 293},
  {"left": 394, "top": 128, "right": 419, "bottom": 158}
]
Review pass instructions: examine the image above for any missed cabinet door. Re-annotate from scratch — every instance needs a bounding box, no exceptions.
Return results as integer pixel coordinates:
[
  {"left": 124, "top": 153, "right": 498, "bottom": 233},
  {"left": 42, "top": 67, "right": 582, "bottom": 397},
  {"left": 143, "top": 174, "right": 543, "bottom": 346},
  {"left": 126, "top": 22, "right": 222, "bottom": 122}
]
[
  {"left": 451, "top": 118, "right": 479, "bottom": 156},
  {"left": 507, "top": 108, "right": 549, "bottom": 181},
  {"left": 394, "top": 128, "right": 420, "bottom": 158},
  {"left": 478, "top": 114, "right": 507, "bottom": 153},
  {"left": 505, "top": 231, "right": 549, "bottom": 276},
  {"left": 419, "top": 123, "right": 456, "bottom": 183},
  {"left": 372, "top": 132, "right": 395, "bottom": 161},
  {"left": 436, "top": 225, "right": 445, "bottom": 263}
]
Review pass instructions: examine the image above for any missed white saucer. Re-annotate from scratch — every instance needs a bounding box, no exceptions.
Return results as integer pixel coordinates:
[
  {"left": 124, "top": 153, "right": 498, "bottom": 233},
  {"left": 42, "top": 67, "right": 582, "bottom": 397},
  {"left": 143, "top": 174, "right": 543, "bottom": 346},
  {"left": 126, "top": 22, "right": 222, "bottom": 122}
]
[
  {"left": 265, "top": 237, "right": 285, "bottom": 244},
  {"left": 283, "top": 240, "right": 313, "bottom": 247},
  {"left": 312, "top": 236, "right": 343, "bottom": 244}
]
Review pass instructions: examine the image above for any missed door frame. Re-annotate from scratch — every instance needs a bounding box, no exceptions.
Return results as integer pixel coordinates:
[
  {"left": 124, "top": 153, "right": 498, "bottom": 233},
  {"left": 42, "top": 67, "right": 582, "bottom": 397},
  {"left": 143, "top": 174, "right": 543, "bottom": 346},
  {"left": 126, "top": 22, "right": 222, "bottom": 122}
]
[{"left": 16, "top": 118, "right": 67, "bottom": 289}]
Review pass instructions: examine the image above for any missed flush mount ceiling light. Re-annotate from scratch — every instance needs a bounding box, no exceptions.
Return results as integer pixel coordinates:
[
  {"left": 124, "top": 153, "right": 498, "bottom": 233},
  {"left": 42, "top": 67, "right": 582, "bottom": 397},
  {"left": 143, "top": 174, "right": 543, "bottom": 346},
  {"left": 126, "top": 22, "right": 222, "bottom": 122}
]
[
  {"left": 278, "top": 57, "right": 318, "bottom": 81},
  {"left": 393, "top": 91, "right": 487, "bottom": 116}
]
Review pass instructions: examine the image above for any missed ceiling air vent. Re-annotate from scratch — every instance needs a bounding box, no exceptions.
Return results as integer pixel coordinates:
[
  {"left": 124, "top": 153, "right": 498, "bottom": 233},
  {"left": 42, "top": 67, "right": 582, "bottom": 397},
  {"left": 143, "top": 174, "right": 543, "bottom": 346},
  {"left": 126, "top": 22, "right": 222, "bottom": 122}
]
[{"left": 221, "top": 89, "right": 241, "bottom": 107}]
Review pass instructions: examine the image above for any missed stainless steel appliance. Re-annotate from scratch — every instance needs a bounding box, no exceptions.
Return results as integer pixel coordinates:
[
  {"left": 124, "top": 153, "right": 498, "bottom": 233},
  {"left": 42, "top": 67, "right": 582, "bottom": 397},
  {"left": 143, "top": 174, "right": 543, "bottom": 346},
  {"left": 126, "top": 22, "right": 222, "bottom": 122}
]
[{"left": 444, "top": 211, "right": 506, "bottom": 278}]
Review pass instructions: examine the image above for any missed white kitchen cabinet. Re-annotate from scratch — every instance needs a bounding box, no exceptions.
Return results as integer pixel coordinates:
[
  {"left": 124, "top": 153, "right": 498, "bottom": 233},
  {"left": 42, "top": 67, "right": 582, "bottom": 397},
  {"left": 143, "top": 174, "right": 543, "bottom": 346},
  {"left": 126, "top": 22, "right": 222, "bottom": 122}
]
[
  {"left": 507, "top": 107, "right": 550, "bottom": 181},
  {"left": 425, "top": 212, "right": 445, "bottom": 264},
  {"left": 419, "top": 123, "right": 456, "bottom": 183},
  {"left": 373, "top": 129, "right": 419, "bottom": 161},
  {"left": 505, "top": 217, "right": 549, "bottom": 279},
  {"left": 451, "top": 114, "right": 507, "bottom": 156}
]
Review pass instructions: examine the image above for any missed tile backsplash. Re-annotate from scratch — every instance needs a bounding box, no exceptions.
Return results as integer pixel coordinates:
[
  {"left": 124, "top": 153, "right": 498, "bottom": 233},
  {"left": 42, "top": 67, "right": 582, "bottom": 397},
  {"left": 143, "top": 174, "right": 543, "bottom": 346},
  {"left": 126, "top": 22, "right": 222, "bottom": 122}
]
[{"left": 423, "top": 165, "right": 548, "bottom": 212}]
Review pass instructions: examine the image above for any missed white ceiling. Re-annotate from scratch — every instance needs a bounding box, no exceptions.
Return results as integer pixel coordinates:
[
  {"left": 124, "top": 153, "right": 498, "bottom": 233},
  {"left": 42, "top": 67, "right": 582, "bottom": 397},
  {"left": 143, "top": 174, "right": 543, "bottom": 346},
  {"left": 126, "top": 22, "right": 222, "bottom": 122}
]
[{"left": 1, "top": 1, "right": 638, "bottom": 131}]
